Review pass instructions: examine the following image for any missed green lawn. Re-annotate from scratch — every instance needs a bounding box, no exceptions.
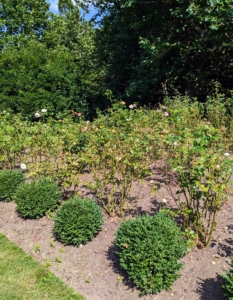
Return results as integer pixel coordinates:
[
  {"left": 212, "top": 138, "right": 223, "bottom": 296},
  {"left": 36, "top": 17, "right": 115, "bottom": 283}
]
[{"left": 0, "top": 233, "right": 85, "bottom": 300}]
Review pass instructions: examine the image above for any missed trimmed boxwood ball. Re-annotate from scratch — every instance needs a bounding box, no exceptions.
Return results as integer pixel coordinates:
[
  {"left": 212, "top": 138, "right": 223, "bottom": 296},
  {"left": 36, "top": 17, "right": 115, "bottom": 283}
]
[
  {"left": 114, "top": 211, "right": 187, "bottom": 295},
  {"left": 54, "top": 197, "right": 104, "bottom": 246},
  {"left": 14, "top": 177, "right": 62, "bottom": 219},
  {"left": 0, "top": 169, "right": 25, "bottom": 202}
]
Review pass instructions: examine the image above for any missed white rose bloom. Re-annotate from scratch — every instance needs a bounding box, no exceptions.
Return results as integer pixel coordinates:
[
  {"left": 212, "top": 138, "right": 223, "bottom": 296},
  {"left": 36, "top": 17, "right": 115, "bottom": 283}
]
[
  {"left": 41, "top": 109, "right": 47, "bottom": 113},
  {"left": 224, "top": 152, "right": 230, "bottom": 156},
  {"left": 20, "top": 163, "right": 27, "bottom": 170},
  {"left": 35, "top": 112, "right": 40, "bottom": 118},
  {"left": 129, "top": 104, "right": 134, "bottom": 109}
]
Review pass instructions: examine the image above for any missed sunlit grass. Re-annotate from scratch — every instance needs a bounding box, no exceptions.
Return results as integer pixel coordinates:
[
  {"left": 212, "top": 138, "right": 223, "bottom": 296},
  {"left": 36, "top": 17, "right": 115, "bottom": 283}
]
[{"left": 0, "top": 233, "right": 85, "bottom": 300}]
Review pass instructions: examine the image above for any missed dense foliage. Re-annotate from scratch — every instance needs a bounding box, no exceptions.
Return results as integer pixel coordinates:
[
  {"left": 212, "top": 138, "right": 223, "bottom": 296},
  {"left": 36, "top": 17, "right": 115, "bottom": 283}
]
[
  {"left": 14, "top": 177, "right": 62, "bottom": 219},
  {"left": 0, "top": 0, "right": 49, "bottom": 46},
  {"left": 0, "top": 169, "right": 25, "bottom": 202},
  {"left": 0, "top": 0, "right": 106, "bottom": 118},
  {"left": 114, "top": 211, "right": 187, "bottom": 295},
  {"left": 1, "top": 0, "right": 233, "bottom": 114},
  {"left": 78, "top": 0, "right": 233, "bottom": 104},
  {"left": 54, "top": 197, "right": 104, "bottom": 246}
]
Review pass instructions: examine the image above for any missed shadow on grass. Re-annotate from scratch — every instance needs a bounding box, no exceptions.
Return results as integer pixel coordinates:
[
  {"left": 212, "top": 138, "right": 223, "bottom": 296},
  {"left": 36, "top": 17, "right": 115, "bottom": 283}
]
[{"left": 196, "top": 275, "right": 226, "bottom": 300}]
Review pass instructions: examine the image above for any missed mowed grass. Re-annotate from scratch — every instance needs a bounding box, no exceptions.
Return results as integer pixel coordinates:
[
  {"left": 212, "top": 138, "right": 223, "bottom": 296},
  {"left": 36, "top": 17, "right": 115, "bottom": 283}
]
[{"left": 0, "top": 233, "right": 85, "bottom": 300}]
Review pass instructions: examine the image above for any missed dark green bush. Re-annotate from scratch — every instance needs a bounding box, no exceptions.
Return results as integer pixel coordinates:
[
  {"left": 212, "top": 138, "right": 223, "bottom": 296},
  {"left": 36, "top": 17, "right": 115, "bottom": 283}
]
[
  {"left": 114, "top": 211, "right": 186, "bottom": 295},
  {"left": 222, "top": 257, "right": 233, "bottom": 299},
  {"left": 14, "top": 177, "right": 62, "bottom": 219},
  {"left": 0, "top": 169, "right": 25, "bottom": 202},
  {"left": 54, "top": 197, "right": 104, "bottom": 246}
]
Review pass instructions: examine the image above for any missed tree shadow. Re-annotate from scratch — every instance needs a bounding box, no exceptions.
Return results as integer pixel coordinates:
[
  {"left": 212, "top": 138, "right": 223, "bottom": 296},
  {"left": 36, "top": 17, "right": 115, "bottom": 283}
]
[
  {"left": 217, "top": 236, "right": 233, "bottom": 257},
  {"left": 127, "top": 198, "right": 162, "bottom": 217},
  {"left": 196, "top": 275, "right": 226, "bottom": 300}
]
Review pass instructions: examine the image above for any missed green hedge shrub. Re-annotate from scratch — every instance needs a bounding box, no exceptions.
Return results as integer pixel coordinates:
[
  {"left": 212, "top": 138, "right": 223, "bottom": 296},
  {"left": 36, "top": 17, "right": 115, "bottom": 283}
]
[
  {"left": 14, "top": 177, "right": 62, "bottom": 219},
  {"left": 54, "top": 197, "right": 104, "bottom": 246},
  {"left": 0, "top": 169, "right": 25, "bottom": 202},
  {"left": 114, "top": 211, "right": 186, "bottom": 295},
  {"left": 222, "top": 257, "right": 233, "bottom": 299}
]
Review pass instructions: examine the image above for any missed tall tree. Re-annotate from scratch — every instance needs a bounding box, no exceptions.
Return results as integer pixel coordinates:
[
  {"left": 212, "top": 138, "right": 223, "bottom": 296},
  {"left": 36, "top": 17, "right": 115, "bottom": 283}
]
[
  {"left": 85, "top": 0, "right": 233, "bottom": 103},
  {"left": 0, "top": 0, "right": 49, "bottom": 47},
  {"left": 0, "top": 1, "right": 107, "bottom": 118},
  {"left": 42, "top": 3, "right": 107, "bottom": 116}
]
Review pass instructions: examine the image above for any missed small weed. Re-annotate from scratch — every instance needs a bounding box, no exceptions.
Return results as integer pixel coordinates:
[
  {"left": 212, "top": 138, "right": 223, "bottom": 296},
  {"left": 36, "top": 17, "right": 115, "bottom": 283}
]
[
  {"left": 59, "top": 248, "right": 66, "bottom": 253},
  {"left": 85, "top": 278, "right": 91, "bottom": 283},
  {"left": 55, "top": 257, "right": 62, "bottom": 264},
  {"left": 34, "top": 244, "right": 41, "bottom": 252},
  {"left": 50, "top": 238, "right": 55, "bottom": 248},
  {"left": 117, "top": 275, "right": 123, "bottom": 283},
  {"left": 45, "top": 258, "right": 51, "bottom": 268}
]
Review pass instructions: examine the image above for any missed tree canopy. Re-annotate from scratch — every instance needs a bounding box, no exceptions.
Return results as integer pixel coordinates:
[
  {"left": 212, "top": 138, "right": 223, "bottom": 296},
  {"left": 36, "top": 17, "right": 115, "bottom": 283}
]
[
  {"left": 0, "top": 0, "right": 49, "bottom": 47},
  {"left": 0, "top": 0, "right": 233, "bottom": 115},
  {"left": 0, "top": 0, "right": 106, "bottom": 117},
  {"left": 87, "top": 0, "right": 233, "bottom": 103}
]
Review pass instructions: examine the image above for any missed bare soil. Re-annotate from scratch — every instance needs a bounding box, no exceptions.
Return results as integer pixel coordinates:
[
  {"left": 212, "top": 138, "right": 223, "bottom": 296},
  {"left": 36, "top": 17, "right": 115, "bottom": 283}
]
[{"left": 0, "top": 171, "right": 232, "bottom": 300}]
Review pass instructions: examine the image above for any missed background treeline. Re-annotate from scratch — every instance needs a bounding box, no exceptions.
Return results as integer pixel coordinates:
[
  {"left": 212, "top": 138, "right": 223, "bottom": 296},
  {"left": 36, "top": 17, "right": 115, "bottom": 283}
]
[{"left": 1, "top": 0, "right": 233, "bottom": 118}]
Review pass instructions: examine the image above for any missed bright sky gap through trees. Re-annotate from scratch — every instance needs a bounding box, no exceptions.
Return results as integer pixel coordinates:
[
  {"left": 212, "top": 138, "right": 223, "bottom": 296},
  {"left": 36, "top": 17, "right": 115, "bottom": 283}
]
[{"left": 46, "top": 0, "right": 97, "bottom": 20}]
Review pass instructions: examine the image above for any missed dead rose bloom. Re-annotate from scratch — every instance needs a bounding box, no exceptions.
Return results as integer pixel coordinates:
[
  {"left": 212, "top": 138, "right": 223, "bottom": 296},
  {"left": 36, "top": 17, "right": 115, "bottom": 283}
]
[
  {"left": 82, "top": 127, "right": 88, "bottom": 132},
  {"left": 162, "top": 128, "right": 168, "bottom": 134}
]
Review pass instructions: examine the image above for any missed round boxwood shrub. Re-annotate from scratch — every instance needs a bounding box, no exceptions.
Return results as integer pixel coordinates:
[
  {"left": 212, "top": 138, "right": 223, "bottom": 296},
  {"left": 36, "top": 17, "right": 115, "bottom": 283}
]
[
  {"left": 114, "top": 211, "right": 187, "bottom": 295},
  {"left": 0, "top": 169, "right": 25, "bottom": 202},
  {"left": 54, "top": 197, "right": 104, "bottom": 246},
  {"left": 14, "top": 177, "right": 62, "bottom": 219}
]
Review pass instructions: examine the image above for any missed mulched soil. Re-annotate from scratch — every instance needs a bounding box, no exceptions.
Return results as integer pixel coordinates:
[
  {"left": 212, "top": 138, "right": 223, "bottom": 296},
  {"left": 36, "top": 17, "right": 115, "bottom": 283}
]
[{"left": 0, "top": 170, "right": 232, "bottom": 300}]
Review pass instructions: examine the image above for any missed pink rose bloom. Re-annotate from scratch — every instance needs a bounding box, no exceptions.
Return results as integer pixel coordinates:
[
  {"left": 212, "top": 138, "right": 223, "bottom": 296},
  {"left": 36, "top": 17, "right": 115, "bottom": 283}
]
[
  {"left": 129, "top": 104, "right": 134, "bottom": 109},
  {"left": 150, "top": 163, "right": 156, "bottom": 170},
  {"left": 164, "top": 111, "right": 169, "bottom": 117},
  {"left": 77, "top": 112, "right": 82, "bottom": 117},
  {"left": 120, "top": 101, "right": 126, "bottom": 105}
]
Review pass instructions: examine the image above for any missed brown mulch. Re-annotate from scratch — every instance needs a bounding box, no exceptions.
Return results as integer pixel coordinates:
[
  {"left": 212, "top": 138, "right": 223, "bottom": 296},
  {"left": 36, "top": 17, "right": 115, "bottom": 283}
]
[{"left": 0, "top": 173, "right": 232, "bottom": 300}]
